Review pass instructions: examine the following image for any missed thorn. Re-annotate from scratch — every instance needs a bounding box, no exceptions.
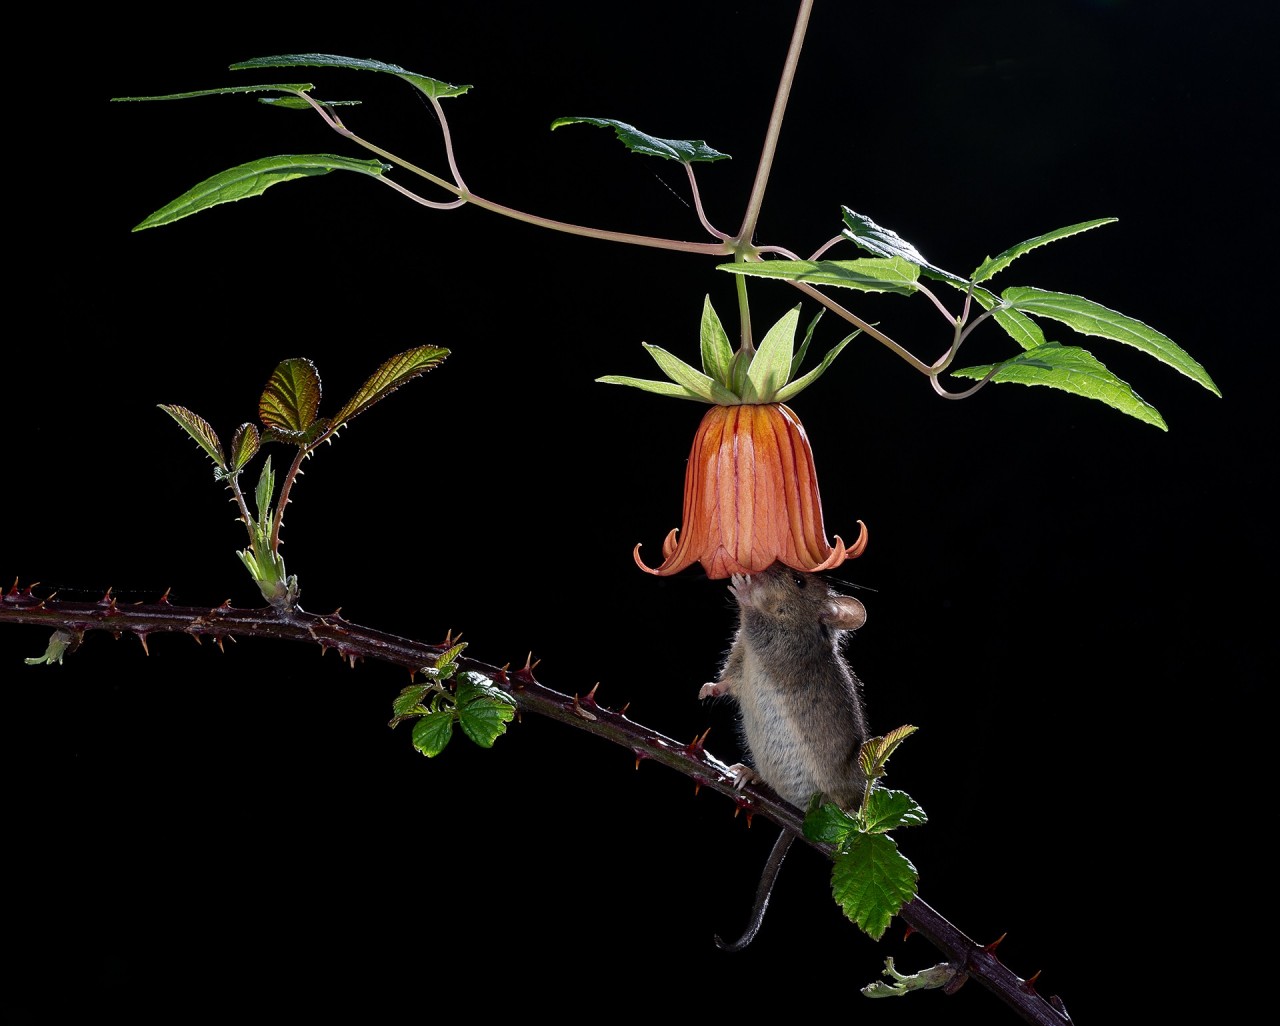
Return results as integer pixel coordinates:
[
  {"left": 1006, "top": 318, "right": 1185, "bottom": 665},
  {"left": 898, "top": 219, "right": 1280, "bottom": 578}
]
[
  {"left": 98, "top": 587, "right": 115, "bottom": 606},
  {"left": 513, "top": 652, "right": 540, "bottom": 685},
  {"left": 214, "top": 600, "right": 232, "bottom": 613},
  {"left": 618, "top": 701, "right": 631, "bottom": 717},
  {"left": 1022, "top": 970, "right": 1042, "bottom": 994},
  {"left": 984, "top": 933, "right": 1007, "bottom": 955},
  {"left": 215, "top": 636, "right": 226, "bottom": 653},
  {"left": 685, "top": 727, "right": 711, "bottom": 755},
  {"left": 633, "top": 749, "right": 648, "bottom": 770},
  {"left": 159, "top": 588, "right": 173, "bottom": 604},
  {"left": 902, "top": 925, "right": 916, "bottom": 941},
  {"left": 571, "top": 694, "right": 598, "bottom": 721},
  {"left": 136, "top": 633, "right": 150, "bottom": 657},
  {"left": 583, "top": 682, "right": 601, "bottom": 707},
  {"left": 494, "top": 664, "right": 511, "bottom": 685}
]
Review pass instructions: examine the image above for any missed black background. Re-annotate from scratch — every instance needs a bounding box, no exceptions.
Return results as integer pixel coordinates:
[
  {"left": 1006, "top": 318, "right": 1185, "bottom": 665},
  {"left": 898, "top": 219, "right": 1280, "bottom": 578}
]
[{"left": 5, "top": 2, "right": 1272, "bottom": 1021}]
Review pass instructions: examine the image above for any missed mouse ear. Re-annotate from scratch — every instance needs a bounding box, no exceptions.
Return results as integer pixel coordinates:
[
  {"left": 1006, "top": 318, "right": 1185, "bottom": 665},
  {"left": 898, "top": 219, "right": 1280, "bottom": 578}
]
[{"left": 822, "top": 596, "right": 867, "bottom": 631}]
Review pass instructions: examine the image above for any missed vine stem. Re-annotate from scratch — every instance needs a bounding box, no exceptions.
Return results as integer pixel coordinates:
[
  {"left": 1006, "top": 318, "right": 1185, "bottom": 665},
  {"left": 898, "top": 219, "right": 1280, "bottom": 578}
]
[{"left": 4, "top": 586, "right": 1070, "bottom": 1026}]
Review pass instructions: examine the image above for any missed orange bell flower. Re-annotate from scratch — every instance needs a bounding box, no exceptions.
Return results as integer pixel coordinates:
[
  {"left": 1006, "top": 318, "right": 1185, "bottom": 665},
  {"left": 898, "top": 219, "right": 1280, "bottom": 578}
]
[
  {"left": 634, "top": 401, "right": 866, "bottom": 578},
  {"left": 599, "top": 297, "right": 867, "bottom": 579}
]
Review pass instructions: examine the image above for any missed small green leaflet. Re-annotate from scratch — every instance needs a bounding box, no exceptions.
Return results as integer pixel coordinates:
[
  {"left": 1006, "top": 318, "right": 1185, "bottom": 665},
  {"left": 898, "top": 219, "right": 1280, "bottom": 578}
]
[
  {"left": 456, "top": 673, "right": 517, "bottom": 749},
  {"left": 971, "top": 218, "right": 1116, "bottom": 284},
  {"left": 550, "top": 117, "right": 730, "bottom": 162},
  {"left": 330, "top": 346, "right": 450, "bottom": 429},
  {"left": 720, "top": 256, "right": 920, "bottom": 296},
  {"left": 861, "top": 788, "right": 928, "bottom": 834},
  {"left": 158, "top": 404, "right": 226, "bottom": 471},
  {"left": 952, "top": 342, "right": 1167, "bottom": 429},
  {"left": 228, "top": 423, "right": 261, "bottom": 474},
  {"left": 133, "top": 154, "right": 390, "bottom": 231},
  {"left": 259, "top": 357, "right": 323, "bottom": 437},
  {"left": 1002, "top": 287, "right": 1220, "bottom": 396},
  {"left": 412, "top": 712, "right": 455, "bottom": 757},
  {"left": 830, "top": 833, "right": 919, "bottom": 941},
  {"left": 111, "top": 83, "right": 315, "bottom": 102},
  {"left": 230, "top": 54, "right": 471, "bottom": 101},
  {"left": 841, "top": 207, "right": 969, "bottom": 286}
]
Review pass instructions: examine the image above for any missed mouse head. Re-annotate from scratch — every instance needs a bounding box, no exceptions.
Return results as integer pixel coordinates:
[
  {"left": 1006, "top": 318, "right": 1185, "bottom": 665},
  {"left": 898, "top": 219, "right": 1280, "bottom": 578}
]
[{"left": 729, "top": 562, "right": 867, "bottom": 632}]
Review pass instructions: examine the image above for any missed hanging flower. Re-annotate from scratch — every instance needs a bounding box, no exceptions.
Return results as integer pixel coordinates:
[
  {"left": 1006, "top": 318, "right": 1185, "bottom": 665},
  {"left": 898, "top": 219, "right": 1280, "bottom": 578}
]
[{"left": 598, "top": 296, "right": 868, "bottom": 579}]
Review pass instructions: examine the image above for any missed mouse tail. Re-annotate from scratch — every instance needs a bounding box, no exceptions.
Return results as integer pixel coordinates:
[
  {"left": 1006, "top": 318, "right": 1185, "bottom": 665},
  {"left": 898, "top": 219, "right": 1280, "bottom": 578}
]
[{"left": 713, "top": 828, "right": 795, "bottom": 952}]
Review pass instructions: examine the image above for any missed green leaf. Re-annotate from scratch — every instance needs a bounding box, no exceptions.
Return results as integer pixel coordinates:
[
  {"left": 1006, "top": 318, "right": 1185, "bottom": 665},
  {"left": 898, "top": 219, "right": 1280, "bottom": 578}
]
[
  {"left": 412, "top": 711, "right": 455, "bottom": 757},
  {"left": 456, "top": 673, "right": 517, "bottom": 748},
  {"left": 111, "top": 83, "right": 316, "bottom": 102},
  {"left": 259, "top": 357, "right": 323, "bottom": 437},
  {"left": 952, "top": 342, "right": 1168, "bottom": 429},
  {"left": 791, "top": 308, "right": 824, "bottom": 382},
  {"left": 230, "top": 54, "right": 471, "bottom": 100},
  {"left": 328, "top": 346, "right": 450, "bottom": 430},
  {"left": 830, "top": 833, "right": 919, "bottom": 941},
  {"left": 258, "top": 96, "right": 361, "bottom": 109},
  {"left": 1002, "top": 287, "right": 1220, "bottom": 396},
  {"left": 133, "top": 154, "right": 390, "bottom": 231},
  {"left": 841, "top": 207, "right": 969, "bottom": 286},
  {"left": 720, "top": 257, "right": 920, "bottom": 296},
  {"left": 971, "top": 218, "right": 1117, "bottom": 284},
  {"left": 699, "top": 295, "right": 734, "bottom": 386},
  {"left": 743, "top": 305, "right": 801, "bottom": 402},
  {"left": 803, "top": 800, "right": 858, "bottom": 847},
  {"left": 391, "top": 683, "right": 432, "bottom": 721},
  {"left": 158, "top": 404, "right": 226, "bottom": 471},
  {"left": 549, "top": 117, "right": 730, "bottom": 162},
  {"left": 253, "top": 456, "right": 276, "bottom": 524},
  {"left": 861, "top": 788, "right": 928, "bottom": 834},
  {"left": 859, "top": 724, "right": 919, "bottom": 783},
  {"left": 228, "top": 422, "right": 261, "bottom": 474},
  {"left": 969, "top": 286, "right": 1048, "bottom": 352}
]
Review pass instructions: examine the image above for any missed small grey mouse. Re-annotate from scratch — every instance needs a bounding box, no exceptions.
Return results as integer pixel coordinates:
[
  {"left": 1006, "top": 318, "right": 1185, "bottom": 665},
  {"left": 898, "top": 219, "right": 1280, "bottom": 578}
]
[{"left": 699, "top": 562, "right": 870, "bottom": 949}]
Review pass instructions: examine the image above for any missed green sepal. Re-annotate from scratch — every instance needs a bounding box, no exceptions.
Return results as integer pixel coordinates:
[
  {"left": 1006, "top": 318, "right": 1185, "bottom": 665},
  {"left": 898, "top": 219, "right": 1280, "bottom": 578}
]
[
  {"left": 841, "top": 207, "right": 969, "bottom": 286},
  {"left": 952, "top": 342, "right": 1168, "bottom": 430},
  {"left": 830, "top": 832, "right": 919, "bottom": 941},
  {"left": 742, "top": 305, "right": 801, "bottom": 402},
  {"left": 1001, "top": 286, "right": 1220, "bottom": 396},
  {"left": 133, "top": 154, "right": 390, "bottom": 231},
  {"left": 699, "top": 294, "right": 734, "bottom": 386},
  {"left": 775, "top": 332, "right": 856, "bottom": 404},
  {"left": 549, "top": 116, "right": 730, "bottom": 162},
  {"left": 230, "top": 54, "right": 471, "bottom": 101},
  {"left": 640, "top": 343, "right": 739, "bottom": 403},
  {"left": 720, "top": 256, "right": 920, "bottom": 296},
  {"left": 971, "top": 218, "right": 1117, "bottom": 284}
]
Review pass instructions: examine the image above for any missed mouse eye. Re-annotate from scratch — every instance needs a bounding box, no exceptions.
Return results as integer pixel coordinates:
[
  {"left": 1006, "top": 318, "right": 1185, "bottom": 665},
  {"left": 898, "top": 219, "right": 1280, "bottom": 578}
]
[{"left": 791, "top": 573, "right": 807, "bottom": 589}]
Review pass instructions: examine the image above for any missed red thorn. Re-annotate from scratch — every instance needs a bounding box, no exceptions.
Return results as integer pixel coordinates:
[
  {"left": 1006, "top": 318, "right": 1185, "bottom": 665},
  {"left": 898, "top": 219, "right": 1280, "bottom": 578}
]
[
  {"left": 694, "top": 781, "right": 702, "bottom": 796},
  {"left": 633, "top": 749, "right": 648, "bottom": 770},
  {"left": 1022, "top": 970, "right": 1042, "bottom": 994},
  {"left": 583, "top": 682, "right": 601, "bottom": 707},
  {"left": 98, "top": 587, "right": 115, "bottom": 606},
  {"left": 215, "top": 637, "right": 226, "bottom": 653},
  {"left": 984, "top": 933, "right": 1007, "bottom": 955},
  {"left": 137, "top": 633, "right": 150, "bottom": 657},
  {"left": 618, "top": 701, "right": 631, "bottom": 717},
  {"left": 513, "top": 652, "right": 540, "bottom": 685},
  {"left": 685, "top": 727, "right": 711, "bottom": 755},
  {"left": 493, "top": 665, "right": 511, "bottom": 685},
  {"left": 159, "top": 588, "right": 173, "bottom": 604},
  {"left": 902, "top": 925, "right": 916, "bottom": 941}
]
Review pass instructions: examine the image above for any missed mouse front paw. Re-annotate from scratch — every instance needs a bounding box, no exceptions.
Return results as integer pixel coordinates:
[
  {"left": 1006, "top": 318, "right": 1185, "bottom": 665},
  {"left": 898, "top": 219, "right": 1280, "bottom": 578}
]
[
  {"left": 698, "top": 681, "right": 728, "bottom": 700},
  {"left": 725, "top": 763, "right": 762, "bottom": 791}
]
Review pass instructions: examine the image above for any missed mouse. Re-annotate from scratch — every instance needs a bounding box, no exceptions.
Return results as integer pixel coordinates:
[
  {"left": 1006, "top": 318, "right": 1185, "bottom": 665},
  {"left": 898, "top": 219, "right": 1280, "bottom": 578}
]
[{"left": 698, "top": 562, "right": 870, "bottom": 949}]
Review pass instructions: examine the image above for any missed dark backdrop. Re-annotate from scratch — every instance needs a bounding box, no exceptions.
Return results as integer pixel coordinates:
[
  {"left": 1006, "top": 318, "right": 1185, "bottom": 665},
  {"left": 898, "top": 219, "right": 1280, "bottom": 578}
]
[{"left": 5, "top": 2, "right": 1271, "bottom": 1022}]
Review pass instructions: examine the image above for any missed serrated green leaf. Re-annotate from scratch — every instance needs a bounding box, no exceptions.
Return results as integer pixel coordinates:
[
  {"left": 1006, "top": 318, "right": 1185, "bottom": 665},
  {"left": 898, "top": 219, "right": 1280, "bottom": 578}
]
[
  {"left": 830, "top": 833, "right": 919, "bottom": 941},
  {"left": 861, "top": 788, "right": 928, "bottom": 834},
  {"left": 456, "top": 674, "right": 517, "bottom": 748},
  {"left": 111, "top": 83, "right": 315, "bottom": 102},
  {"left": 158, "top": 404, "right": 226, "bottom": 471},
  {"left": 641, "top": 343, "right": 739, "bottom": 403},
  {"left": 775, "top": 334, "right": 854, "bottom": 404},
  {"left": 803, "top": 800, "right": 858, "bottom": 846},
  {"left": 228, "top": 422, "right": 260, "bottom": 474},
  {"left": 253, "top": 456, "right": 276, "bottom": 522},
  {"left": 230, "top": 54, "right": 471, "bottom": 100},
  {"left": 412, "top": 711, "right": 455, "bottom": 756},
  {"left": 953, "top": 342, "right": 1168, "bottom": 429},
  {"left": 550, "top": 116, "right": 730, "bottom": 162},
  {"left": 1002, "top": 287, "right": 1220, "bottom": 396},
  {"left": 841, "top": 207, "right": 969, "bottom": 286},
  {"left": 328, "top": 346, "right": 449, "bottom": 429},
  {"left": 391, "top": 684, "right": 432, "bottom": 719},
  {"left": 133, "top": 154, "right": 390, "bottom": 231},
  {"left": 430, "top": 642, "right": 468, "bottom": 679},
  {"left": 969, "top": 287, "right": 1047, "bottom": 352},
  {"left": 971, "top": 218, "right": 1116, "bottom": 284},
  {"left": 720, "top": 257, "right": 920, "bottom": 296},
  {"left": 743, "top": 305, "right": 801, "bottom": 402},
  {"left": 259, "top": 357, "right": 323, "bottom": 436},
  {"left": 699, "top": 295, "right": 734, "bottom": 386},
  {"left": 260, "top": 96, "right": 362, "bottom": 109},
  {"left": 859, "top": 724, "right": 919, "bottom": 782}
]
